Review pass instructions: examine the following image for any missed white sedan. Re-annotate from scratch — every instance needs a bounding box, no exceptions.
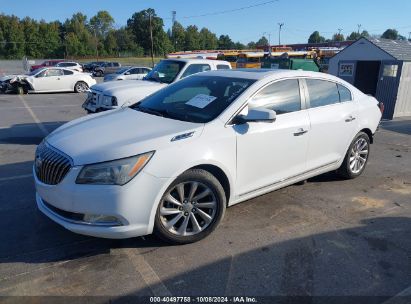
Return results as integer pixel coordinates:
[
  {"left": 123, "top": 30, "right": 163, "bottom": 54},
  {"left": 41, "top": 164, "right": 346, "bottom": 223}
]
[
  {"left": 34, "top": 70, "right": 382, "bottom": 244},
  {"left": 103, "top": 66, "right": 151, "bottom": 82},
  {"left": 11, "top": 67, "right": 96, "bottom": 93}
]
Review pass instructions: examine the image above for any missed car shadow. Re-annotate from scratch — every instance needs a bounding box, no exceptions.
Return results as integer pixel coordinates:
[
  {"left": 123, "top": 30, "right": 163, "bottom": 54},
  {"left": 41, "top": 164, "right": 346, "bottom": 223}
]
[
  {"left": 0, "top": 121, "right": 65, "bottom": 145},
  {"left": 380, "top": 119, "right": 411, "bottom": 136}
]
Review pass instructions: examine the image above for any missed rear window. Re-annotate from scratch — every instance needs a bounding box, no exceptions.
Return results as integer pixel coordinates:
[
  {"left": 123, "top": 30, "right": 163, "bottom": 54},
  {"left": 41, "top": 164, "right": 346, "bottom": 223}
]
[
  {"left": 63, "top": 69, "right": 74, "bottom": 75},
  {"left": 217, "top": 65, "right": 230, "bottom": 70}
]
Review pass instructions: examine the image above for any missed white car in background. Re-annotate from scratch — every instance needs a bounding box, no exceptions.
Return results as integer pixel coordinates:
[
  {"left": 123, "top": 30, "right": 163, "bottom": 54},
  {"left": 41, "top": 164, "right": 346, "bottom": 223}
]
[
  {"left": 104, "top": 66, "right": 152, "bottom": 82},
  {"left": 34, "top": 69, "right": 382, "bottom": 244},
  {"left": 9, "top": 67, "right": 96, "bottom": 93},
  {"left": 83, "top": 58, "right": 231, "bottom": 113},
  {"left": 55, "top": 62, "right": 83, "bottom": 72}
]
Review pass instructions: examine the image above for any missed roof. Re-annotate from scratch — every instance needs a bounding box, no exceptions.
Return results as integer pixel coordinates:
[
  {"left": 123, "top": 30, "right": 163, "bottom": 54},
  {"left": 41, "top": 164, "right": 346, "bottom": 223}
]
[
  {"left": 367, "top": 38, "right": 411, "bottom": 61},
  {"left": 164, "top": 58, "right": 230, "bottom": 64},
  {"left": 196, "top": 68, "right": 330, "bottom": 80}
]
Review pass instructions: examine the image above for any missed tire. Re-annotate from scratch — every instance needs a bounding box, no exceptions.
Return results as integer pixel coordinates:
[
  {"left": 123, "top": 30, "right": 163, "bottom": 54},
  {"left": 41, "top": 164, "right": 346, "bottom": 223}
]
[
  {"left": 154, "top": 169, "right": 226, "bottom": 244},
  {"left": 338, "top": 132, "right": 371, "bottom": 179},
  {"left": 16, "top": 86, "right": 24, "bottom": 95},
  {"left": 95, "top": 70, "right": 103, "bottom": 77},
  {"left": 74, "top": 81, "right": 89, "bottom": 93}
]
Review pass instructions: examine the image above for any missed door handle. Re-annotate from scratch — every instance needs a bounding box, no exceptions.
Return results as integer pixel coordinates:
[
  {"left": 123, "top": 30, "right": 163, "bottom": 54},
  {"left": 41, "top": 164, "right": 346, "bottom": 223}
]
[
  {"left": 345, "top": 116, "right": 356, "bottom": 122},
  {"left": 294, "top": 128, "right": 308, "bottom": 136}
]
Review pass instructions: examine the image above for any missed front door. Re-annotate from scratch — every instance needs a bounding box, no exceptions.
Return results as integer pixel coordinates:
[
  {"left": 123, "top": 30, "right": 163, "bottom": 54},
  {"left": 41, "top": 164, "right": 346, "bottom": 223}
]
[
  {"left": 375, "top": 61, "right": 402, "bottom": 120},
  {"left": 235, "top": 79, "right": 310, "bottom": 196}
]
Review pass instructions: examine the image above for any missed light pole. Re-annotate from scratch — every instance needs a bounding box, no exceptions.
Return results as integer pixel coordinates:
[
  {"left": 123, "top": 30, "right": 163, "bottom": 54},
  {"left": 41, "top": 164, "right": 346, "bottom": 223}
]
[
  {"left": 357, "top": 24, "right": 362, "bottom": 34},
  {"left": 148, "top": 11, "right": 155, "bottom": 68},
  {"left": 278, "top": 23, "right": 284, "bottom": 45}
]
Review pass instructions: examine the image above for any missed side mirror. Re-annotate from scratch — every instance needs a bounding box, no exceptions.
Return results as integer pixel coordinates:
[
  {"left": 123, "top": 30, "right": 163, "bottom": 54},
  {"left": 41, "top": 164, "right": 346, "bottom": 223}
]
[{"left": 233, "top": 108, "right": 276, "bottom": 124}]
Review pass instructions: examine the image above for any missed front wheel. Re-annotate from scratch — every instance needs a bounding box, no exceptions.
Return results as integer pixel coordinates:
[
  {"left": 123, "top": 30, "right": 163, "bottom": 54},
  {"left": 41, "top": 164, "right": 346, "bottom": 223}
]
[
  {"left": 338, "top": 132, "right": 371, "bottom": 179},
  {"left": 74, "top": 81, "right": 89, "bottom": 93},
  {"left": 154, "top": 169, "right": 226, "bottom": 244}
]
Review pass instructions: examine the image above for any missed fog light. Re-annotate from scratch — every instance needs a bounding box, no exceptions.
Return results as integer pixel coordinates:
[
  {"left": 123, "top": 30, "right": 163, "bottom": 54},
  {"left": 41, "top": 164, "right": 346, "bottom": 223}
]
[{"left": 83, "top": 214, "right": 122, "bottom": 226}]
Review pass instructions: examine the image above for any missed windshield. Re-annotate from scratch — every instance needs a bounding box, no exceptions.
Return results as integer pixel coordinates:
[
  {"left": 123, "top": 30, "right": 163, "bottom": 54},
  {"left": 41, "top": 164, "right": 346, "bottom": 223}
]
[
  {"left": 144, "top": 60, "right": 186, "bottom": 84},
  {"left": 116, "top": 68, "right": 130, "bottom": 74},
  {"left": 28, "top": 68, "right": 44, "bottom": 76},
  {"left": 132, "top": 75, "right": 255, "bottom": 123}
]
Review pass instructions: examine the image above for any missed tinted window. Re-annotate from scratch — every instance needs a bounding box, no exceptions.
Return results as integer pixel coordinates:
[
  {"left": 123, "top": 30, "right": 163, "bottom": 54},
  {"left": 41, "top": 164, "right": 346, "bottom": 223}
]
[
  {"left": 113, "top": 63, "right": 120, "bottom": 67},
  {"left": 129, "top": 68, "right": 139, "bottom": 74},
  {"left": 133, "top": 76, "right": 255, "bottom": 123},
  {"left": 63, "top": 69, "right": 74, "bottom": 75},
  {"left": 181, "top": 64, "right": 211, "bottom": 79},
  {"left": 217, "top": 64, "right": 230, "bottom": 70},
  {"left": 338, "top": 84, "right": 352, "bottom": 102},
  {"left": 249, "top": 79, "right": 301, "bottom": 114},
  {"left": 306, "top": 79, "right": 340, "bottom": 108},
  {"left": 145, "top": 60, "right": 186, "bottom": 84}
]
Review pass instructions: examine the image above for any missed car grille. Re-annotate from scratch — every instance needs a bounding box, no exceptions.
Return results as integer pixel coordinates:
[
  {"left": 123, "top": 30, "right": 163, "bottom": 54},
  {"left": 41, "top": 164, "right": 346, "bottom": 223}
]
[{"left": 35, "top": 141, "right": 72, "bottom": 185}]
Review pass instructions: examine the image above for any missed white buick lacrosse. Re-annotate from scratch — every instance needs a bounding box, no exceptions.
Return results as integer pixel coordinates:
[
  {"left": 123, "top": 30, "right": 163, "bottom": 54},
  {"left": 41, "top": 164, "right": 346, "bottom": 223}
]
[{"left": 34, "top": 69, "right": 382, "bottom": 244}]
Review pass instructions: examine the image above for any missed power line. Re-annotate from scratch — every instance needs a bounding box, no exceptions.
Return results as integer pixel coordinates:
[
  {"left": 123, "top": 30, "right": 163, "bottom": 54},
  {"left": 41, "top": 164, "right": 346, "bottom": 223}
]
[{"left": 170, "top": 0, "right": 279, "bottom": 19}]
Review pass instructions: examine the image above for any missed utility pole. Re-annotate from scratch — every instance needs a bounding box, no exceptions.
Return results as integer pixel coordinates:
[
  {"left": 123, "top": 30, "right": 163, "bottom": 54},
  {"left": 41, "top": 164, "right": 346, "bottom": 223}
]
[
  {"left": 149, "top": 12, "right": 155, "bottom": 68},
  {"left": 172, "top": 11, "right": 177, "bottom": 48},
  {"left": 408, "top": 32, "right": 411, "bottom": 41},
  {"left": 278, "top": 23, "right": 284, "bottom": 45},
  {"left": 93, "top": 28, "right": 99, "bottom": 60},
  {"left": 357, "top": 24, "right": 362, "bottom": 34},
  {"left": 338, "top": 28, "right": 343, "bottom": 35}
]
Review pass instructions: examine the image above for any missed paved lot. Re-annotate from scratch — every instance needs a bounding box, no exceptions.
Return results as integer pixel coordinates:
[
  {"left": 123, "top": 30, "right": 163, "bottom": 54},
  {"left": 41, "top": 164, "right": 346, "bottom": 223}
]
[{"left": 0, "top": 92, "right": 410, "bottom": 302}]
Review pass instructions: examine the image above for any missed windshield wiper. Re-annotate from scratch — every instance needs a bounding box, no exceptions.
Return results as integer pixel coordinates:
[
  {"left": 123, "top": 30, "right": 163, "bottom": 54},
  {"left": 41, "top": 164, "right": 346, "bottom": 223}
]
[{"left": 134, "top": 105, "right": 165, "bottom": 117}]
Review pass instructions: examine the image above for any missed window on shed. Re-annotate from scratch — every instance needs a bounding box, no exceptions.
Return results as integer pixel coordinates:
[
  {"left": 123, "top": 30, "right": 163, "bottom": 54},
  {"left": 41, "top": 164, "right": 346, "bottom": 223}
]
[
  {"left": 248, "top": 79, "right": 301, "bottom": 114},
  {"left": 306, "top": 79, "right": 340, "bottom": 108},
  {"left": 338, "top": 84, "right": 352, "bottom": 102},
  {"left": 181, "top": 64, "right": 211, "bottom": 79}
]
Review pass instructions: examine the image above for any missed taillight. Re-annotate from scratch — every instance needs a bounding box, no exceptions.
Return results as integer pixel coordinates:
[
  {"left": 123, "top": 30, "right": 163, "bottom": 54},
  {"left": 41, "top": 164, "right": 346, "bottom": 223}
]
[{"left": 378, "top": 102, "right": 384, "bottom": 114}]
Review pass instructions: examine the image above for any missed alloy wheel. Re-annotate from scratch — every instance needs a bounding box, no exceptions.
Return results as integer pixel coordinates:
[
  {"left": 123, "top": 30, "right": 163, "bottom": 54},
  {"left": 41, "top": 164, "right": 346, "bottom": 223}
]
[
  {"left": 159, "top": 181, "right": 217, "bottom": 236},
  {"left": 349, "top": 137, "right": 369, "bottom": 174}
]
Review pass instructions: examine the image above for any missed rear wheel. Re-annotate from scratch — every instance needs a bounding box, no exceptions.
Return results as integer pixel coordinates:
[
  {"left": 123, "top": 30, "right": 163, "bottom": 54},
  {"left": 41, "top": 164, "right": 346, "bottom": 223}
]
[
  {"left": 74, "top": 81, "right": 89, "bottom": 93},
  {"left": 154, "top": 169, "right": 226, "bottom": 244},
  {"left": 338, "top": 132, "right": 371, "bottom": 179}
]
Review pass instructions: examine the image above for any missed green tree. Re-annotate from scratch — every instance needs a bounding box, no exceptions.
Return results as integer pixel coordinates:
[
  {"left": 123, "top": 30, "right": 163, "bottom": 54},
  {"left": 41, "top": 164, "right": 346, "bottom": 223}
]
[
  {"left": 127, "top": 8, "right": 168, "bottom": 56},
  {"left": 171, "top": 21, "right": 186, "bottom": 51},
  {"left": 114, "top": 27, "right": 143, "bottom": 56},
  {"left": 104, "top": 30, "right": 118, "bottom": 55},
  {"left": 184, "top": 25, "right": 201, "bottom": 50},
  {"left": 4, "top": 16, "right": 25, "bottom": 59},
  {"left": 199, "top": 27, "right": 218, "bottom": 50},
  {"left": 247, "top": 41, "right": 257, "bottom": 49},
  {"left": 256, "top": 36, "right": 269, "bottom": 46},
  {"left": 332, "top": 33, "right": 345, "bottom": 42},
  {"left": 235, "top": 42, "right": 246, "bottom": 50},
  {"left": 218, "top": 35, "right": 234, "bottom": 49},
  {"left": 89, "top": 11, "right": 114, "bottom": 38},
  {"left": 308, "top": 31, "right": 325, "bottom": 43},
  {"left": 381, "top": 29, "right": 399, "bottom": 40},
  {"left": 361, "top": 30, "right": 370, "bottom": 38}
]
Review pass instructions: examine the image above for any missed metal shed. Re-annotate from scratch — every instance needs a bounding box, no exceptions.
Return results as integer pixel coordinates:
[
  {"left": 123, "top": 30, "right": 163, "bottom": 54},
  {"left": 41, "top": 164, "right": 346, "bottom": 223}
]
[{"left": 329, "top": 38, "right": 411, "bottom": 119}]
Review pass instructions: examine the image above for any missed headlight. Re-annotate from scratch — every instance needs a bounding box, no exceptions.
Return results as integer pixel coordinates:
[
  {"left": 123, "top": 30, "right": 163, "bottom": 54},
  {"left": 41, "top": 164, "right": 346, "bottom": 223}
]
[
  {"left": 102, "top": 95, "right": 117, "bottom": 106},
  {"left": 76, "top": 152, "right": 154, "bottom": 185}
]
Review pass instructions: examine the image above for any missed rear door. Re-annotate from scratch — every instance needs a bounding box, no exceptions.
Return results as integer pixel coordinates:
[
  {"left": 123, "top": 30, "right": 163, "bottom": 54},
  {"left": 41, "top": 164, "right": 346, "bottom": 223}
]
[
  {"left": 375, "top": 61, "right": 402, "bottom": 119},
  {"left": 235, "top": 78, "right": 310, "bottom": 196},
  {"left": 304, "top": 78, "right": 358, "bottom": 171}
]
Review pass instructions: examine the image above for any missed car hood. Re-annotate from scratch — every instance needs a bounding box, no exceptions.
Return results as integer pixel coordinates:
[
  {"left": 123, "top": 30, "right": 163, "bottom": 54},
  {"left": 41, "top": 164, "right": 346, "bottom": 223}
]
[
  {"left": 90, "top": 79, "right": 167, "bottom": 106},
  {"left": 46, "top": 108, "right": 204, "bottom": 166},
  {"left": 0, "top": 74, "right": 22, "bottom": 82}
]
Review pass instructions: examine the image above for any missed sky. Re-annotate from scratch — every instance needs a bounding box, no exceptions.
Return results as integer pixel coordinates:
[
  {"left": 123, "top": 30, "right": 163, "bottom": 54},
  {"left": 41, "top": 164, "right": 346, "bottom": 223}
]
[{"left": 1, "top": 0, "right": 411, "bottom": 44}]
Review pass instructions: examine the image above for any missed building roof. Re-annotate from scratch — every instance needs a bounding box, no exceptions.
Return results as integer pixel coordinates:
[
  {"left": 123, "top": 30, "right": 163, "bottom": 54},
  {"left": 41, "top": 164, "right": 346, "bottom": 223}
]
[{"left": 368, "top": 38, "right": 411, "bottom": 61}]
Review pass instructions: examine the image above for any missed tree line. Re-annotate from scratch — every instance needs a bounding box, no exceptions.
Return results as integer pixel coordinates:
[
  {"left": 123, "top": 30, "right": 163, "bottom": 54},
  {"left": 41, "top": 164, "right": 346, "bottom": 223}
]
[
  {"left": 307, "top": 28, "right": 410, "bottom": 43},
  {"left": 0, "top": 9, "right": 254, "bottom": 59}
]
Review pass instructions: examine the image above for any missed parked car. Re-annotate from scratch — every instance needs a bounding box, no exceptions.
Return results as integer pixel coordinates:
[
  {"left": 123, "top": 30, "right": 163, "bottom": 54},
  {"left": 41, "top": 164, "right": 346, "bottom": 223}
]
[
  {"left": 30, "top": 60, "right": 65, "bottom": 72},
  {"left": 6, "top": 67, "right": 96, "bottom": 94},
  {"left": 104, "top": 66, "right": 152, "bottom": 82},
  {"left": 34, "top": 69, "right": 382, "bottom": 244},
  {"left": 55, "top": 61, "right": 83, "bottom": 72},
  {"left": 93, "top": 62, "right": 121, "bottom": 77},
  {"left": 83, "top": 59, "right": 232, "bottom": 113},
  {"left": 83, "top": 61, "right": 105, "bottom": 72}
]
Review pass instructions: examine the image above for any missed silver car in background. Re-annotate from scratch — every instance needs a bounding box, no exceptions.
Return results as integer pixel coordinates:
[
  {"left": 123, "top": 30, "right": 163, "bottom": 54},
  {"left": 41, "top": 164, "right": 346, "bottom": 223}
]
[{"left": 103, "top": 66, "right": 152, "bottom": 82}]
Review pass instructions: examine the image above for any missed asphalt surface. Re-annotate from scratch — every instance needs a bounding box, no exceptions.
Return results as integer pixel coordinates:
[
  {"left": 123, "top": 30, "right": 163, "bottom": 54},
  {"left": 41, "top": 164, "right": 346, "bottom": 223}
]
[{"left": 0, "top": 91, "right": 410, "bottom": 303}]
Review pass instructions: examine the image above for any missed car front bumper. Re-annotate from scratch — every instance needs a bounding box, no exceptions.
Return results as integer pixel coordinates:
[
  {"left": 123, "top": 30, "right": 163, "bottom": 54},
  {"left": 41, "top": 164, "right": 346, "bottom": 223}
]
[{"left": 34, "top": 166, "right": 168, "bottom": 239}]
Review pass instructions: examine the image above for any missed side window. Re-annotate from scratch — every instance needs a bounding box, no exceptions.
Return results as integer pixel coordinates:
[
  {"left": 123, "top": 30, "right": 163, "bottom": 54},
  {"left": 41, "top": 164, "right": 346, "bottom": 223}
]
[
  {"left": 338, "top": 84, "right": 352, "bottom": 102},
  {"left": 129, "top": 68, "right": 138, "bottom": 74},
  {"left": 114, "top": 63, "right": 120, "bottom": 67},
  {"left": 306, "top": 79, "right": 340, "bottom": 108},
  {"left": 46, "top": 69, "right": 63, "bottom": 77},
  {"left": 63, "top": 69, "right": 74, "bottom": 75},
  {"left": 181, "top": 64, "right": 211, "bottom": 79},
  {"left": 249, "top": 79, "right": 301, "bottom": 114},
  {"left": 217, "top": 64, "right": 230, "bottom": 70},
  {"left": 143, "top": 68, "right": 151, "bottom": 73}
]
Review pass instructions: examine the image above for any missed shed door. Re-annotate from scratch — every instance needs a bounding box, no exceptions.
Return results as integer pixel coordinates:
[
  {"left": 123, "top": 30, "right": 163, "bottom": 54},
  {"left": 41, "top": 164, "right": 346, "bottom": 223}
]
[{"left": 375, "top": 61, "right": 403, "bottom": 120}]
